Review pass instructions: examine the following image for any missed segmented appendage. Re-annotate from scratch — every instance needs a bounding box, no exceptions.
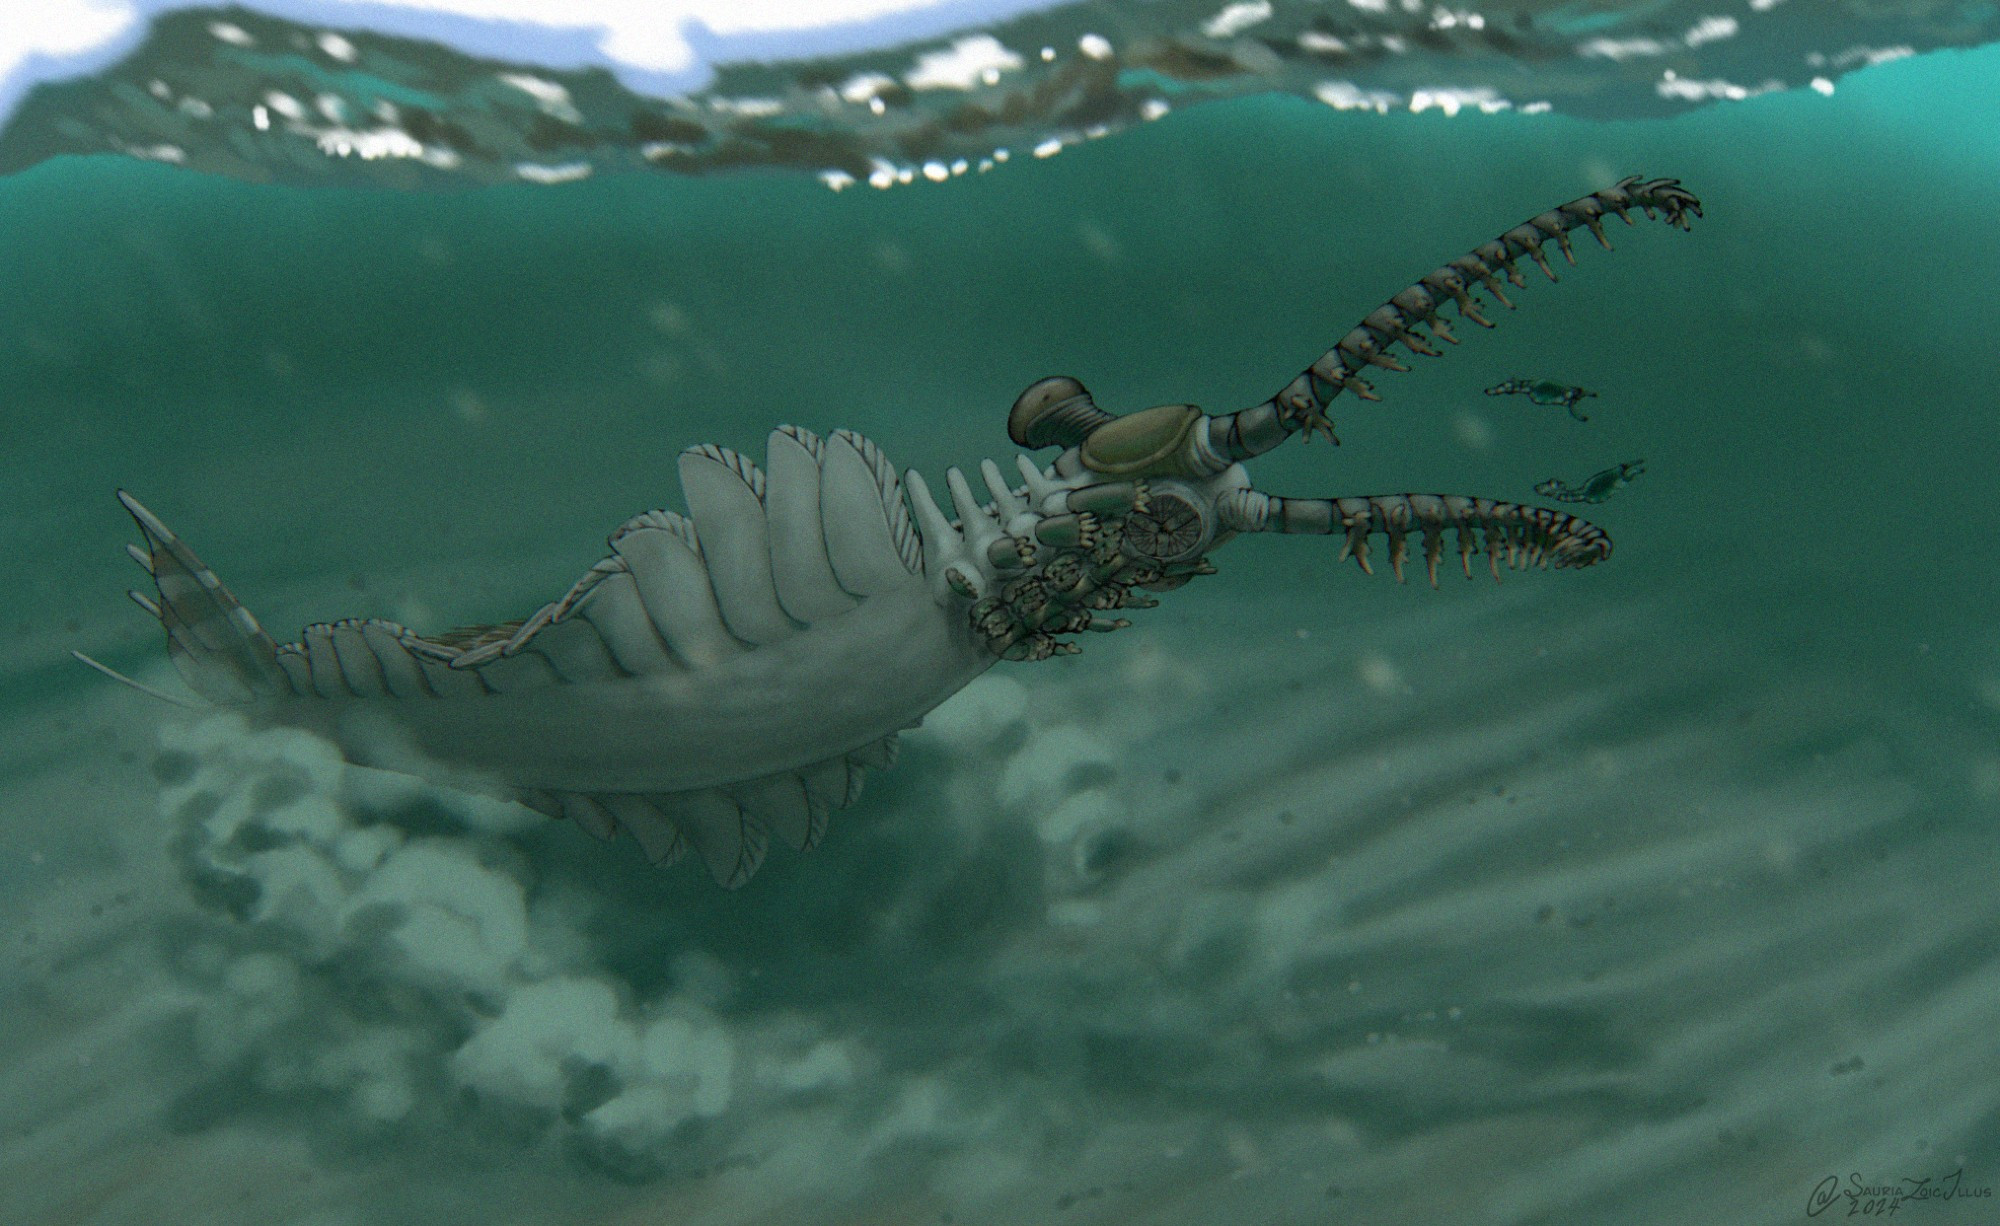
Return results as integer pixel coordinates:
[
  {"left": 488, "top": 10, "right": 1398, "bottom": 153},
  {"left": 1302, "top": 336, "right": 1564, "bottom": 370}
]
[
  {"left": 1243, "top": 491, "right": 1611, "bottom": 585},
  {"left": 966, "top": 517, "right": 1196, "bottom": 660},
  {"left": 1208, "top": 176, "right": 1702, "bottom": 463}
]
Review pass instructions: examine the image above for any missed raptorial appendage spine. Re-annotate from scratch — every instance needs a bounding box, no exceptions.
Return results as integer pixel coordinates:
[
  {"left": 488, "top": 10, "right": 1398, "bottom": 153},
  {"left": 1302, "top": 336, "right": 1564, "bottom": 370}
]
[
  {"left": 1204, "top": 176, "right": 1704, "bottom": 467},
  {"left": 1217, "top": 489, "right": 1611, "bottom": 586}
]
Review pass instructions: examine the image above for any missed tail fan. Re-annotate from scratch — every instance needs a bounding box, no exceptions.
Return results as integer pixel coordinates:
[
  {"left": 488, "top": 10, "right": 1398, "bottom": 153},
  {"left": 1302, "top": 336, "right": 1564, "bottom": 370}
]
[{"left": 117, "top": 491, "right": 286, "bottom": 704}]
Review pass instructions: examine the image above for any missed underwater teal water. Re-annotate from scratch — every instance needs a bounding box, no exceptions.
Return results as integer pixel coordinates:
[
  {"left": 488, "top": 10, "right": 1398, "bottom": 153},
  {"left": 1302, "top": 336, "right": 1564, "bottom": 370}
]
[{"left": 3, "top": 31, "right": 1999, "bottom": 1226}]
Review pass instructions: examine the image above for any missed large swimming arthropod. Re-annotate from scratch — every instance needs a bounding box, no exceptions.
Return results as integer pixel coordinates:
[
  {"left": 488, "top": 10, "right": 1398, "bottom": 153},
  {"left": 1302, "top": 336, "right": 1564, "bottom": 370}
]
[{"left": 107, "top": 176, "right": 1701, "bottom": 888}]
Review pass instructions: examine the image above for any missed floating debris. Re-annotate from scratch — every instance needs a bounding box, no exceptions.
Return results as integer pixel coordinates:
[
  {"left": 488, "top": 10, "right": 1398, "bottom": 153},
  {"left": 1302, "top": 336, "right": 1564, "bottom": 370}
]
[
  {"left": 1486, "top": 378, "right": 1599, "bottom": 421},
  {"left": 1535, "top": 461, "right": 1645, "bottom": 505}
]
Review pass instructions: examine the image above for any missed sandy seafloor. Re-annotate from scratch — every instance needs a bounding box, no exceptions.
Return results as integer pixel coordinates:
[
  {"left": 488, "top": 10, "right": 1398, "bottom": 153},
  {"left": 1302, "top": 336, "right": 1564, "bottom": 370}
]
[{"left": 4, "top": 35, "right": 2000, "bottom": 1226}]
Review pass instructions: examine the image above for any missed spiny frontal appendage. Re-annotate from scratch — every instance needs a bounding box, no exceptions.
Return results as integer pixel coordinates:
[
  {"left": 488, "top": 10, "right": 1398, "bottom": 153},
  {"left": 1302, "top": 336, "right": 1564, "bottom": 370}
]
[
  {"left": 1217, "top": 489, "right": 1611, "bottom": 587},
  {"left": 1203, "top": 175, "right": 1703, "bottom": 469}
]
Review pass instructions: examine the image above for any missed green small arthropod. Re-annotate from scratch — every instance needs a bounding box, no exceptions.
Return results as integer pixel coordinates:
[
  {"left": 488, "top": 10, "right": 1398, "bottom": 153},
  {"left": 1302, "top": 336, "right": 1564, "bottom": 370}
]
[
  {"left": 1535, "top": 460, "right": 1644, "bottom": 505},
  {"left": 1486, "top": 378, "right": 1598, "bottom": 422}
]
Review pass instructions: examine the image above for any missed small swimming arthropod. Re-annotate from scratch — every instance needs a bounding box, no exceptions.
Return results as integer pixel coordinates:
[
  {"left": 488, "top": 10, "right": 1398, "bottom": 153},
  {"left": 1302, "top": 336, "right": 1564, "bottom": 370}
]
[
  {"left": 1534, "top": 460, "right": 1645, "bottom": 505},
  {"left": 101, "top": 176, "right": 1699, "bottom": 888},
  {"left": 1485, "top": 378, "right": 1598, "bottom": 421}
]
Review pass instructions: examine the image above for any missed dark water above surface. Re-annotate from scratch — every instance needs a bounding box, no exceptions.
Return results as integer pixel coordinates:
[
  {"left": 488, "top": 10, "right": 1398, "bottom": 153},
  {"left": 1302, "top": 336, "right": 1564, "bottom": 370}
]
[{"left": 2, "top": 22, "right": 1999, "bottom": 1226}]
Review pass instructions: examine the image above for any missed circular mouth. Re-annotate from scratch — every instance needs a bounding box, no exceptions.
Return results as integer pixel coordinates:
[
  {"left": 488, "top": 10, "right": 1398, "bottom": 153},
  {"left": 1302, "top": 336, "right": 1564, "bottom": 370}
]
[{"left": 1122, "top": 487, "right": 1210, "bottom": 564}]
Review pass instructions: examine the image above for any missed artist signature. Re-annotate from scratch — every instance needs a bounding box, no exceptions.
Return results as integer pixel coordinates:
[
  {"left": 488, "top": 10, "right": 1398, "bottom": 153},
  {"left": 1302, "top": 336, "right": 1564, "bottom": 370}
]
[{"left": 1807, "top": 1170, "right": 1994, "bottom": 1217}]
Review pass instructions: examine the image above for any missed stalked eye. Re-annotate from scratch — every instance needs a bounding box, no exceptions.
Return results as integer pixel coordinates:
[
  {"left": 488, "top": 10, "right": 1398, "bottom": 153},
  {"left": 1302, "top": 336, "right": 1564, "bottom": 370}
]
[
  {"left": 1009, "top": 376, "right": 1113, "bottom": 449},
  {"left": 1122, "top": 482, "right": 1211, "bottom": 564}
]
